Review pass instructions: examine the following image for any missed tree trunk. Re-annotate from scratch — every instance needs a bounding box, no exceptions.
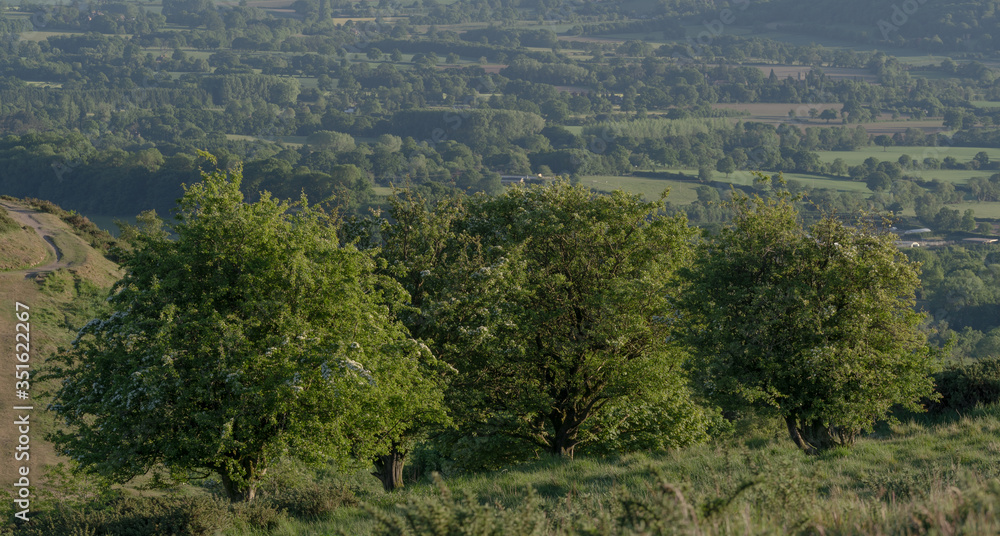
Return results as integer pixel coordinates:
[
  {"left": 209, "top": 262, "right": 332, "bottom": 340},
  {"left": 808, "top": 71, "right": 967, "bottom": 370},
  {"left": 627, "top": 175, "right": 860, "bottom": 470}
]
[
  {"left": 785, "top": 414, "right": 858, "bottom": 455},
  {"left": 218, "top": 471, "right": 257, "bottom": 502},
  {"left": 372, "top": 444, "right": 406, "bottom": 492},
  {"left": 785, "top": 414, "right": 815, "bottom": 454},
  {"left": 550, "top": 422, "right": 578, "bottom": 459}
]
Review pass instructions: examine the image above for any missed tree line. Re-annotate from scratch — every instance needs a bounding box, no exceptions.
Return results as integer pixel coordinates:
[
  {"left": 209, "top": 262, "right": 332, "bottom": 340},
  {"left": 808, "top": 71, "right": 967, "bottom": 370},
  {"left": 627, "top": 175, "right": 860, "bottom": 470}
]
[{"left": 44, "top": 171, "right": 938, "bottom": 502}]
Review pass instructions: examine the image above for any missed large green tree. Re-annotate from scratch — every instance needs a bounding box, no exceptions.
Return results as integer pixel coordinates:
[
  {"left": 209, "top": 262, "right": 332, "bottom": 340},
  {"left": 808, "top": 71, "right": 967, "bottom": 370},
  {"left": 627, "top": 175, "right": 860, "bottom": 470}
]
[
  {"left": 379, "top": 183, "right": 710, "bottom": 465},
  {"left": 46, "top": 162, "right": 449, "bottom": 501},
  {"left": 677, "top": 187, "right": 937, "bottom": 453}
]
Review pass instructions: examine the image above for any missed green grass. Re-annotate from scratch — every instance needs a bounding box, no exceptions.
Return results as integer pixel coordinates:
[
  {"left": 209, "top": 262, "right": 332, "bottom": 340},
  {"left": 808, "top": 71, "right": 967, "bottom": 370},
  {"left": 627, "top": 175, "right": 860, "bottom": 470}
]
[
  {"left": 816, "top": 147, "right": 1000, "bottom": 166},
  {"left": 583, "top": 174, "right": 699, "bottom": 204},
  {"left": 207, "top": 405, "right": 1000, "bottom": 535},
  {"left": 585, "top": 170, "right": 870, "bottom": 206},
  {"left": 963, "top": 202, "right": 1000, "bottom": 219},
  {"left": 816, "top": 148, "right": 1000, "bottom": 184}
]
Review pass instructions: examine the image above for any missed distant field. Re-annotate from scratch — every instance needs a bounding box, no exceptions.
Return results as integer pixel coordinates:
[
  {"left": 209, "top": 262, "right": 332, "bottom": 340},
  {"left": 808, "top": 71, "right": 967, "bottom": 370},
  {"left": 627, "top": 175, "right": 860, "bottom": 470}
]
[
  {"left": 18, "top": 30, "right": 85, "bottom": 42},
  {"left": 225, "top": 134, "right": 305, "bottom": 147},
  {"left": 585, "top": 168, "right": 870, "bottom": 205},
  {"left": 816, "top": 147, "right": 1000, "bottom": 166},
  {"left": 758, "top": 65, "right": 875, "bottom": 83},
  {"left": 713, "top": 102, "right": 842, "bottom": 122},
  {"left": 965, "top": 202, "right": 1000, "bottom": 219},
  {"left": 816, "top": 148, "right": 1000, "bottom": 184},
  {"left": 711, "top": 103, "right": 944, "bottom": 134},
  {"left": 583, "top": 174, "right": 699, "bottom": 204}
]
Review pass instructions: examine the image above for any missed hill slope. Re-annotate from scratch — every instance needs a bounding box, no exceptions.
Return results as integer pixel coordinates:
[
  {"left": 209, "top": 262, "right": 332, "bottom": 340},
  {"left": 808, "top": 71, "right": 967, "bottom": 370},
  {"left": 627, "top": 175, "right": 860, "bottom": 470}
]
[{"left": 0, "top": 198, "right": 120, "bottom": 504}]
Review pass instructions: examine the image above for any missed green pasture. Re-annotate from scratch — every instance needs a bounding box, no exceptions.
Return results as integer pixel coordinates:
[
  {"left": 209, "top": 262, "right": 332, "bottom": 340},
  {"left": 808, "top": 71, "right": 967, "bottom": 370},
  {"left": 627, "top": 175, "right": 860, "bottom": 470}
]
[
  {"left": 817, "top": 148, "right": 1000, "bottom": 183},
  {"left": 697, "top": 168, "right": 870, "bottom": 193},
  {"left": 582, "top": 169, "right": 870, "bottom": 206},
  {"left": 583, "top": 174, "right": 700, "bottom": 204},
  {"left": 225, "top": 134, "right": 306, "bottom": 147},
  {"left": 816, "top": 147, "right": 1000, "bottom": 166},
  {"left": 963, "top": 202, "right": 1000, "bottom": 219}
]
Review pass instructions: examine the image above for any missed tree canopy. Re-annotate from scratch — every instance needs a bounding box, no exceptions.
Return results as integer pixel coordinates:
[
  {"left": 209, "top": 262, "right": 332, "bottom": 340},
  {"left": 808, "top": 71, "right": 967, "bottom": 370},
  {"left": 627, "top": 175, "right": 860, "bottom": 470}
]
[
  {"left": 379, "top": 182, "right": 711, "bottom": 466},
  {"left": 46, "top": 162, "right": 449, "bottom": 501},
  {"left": 677, "top": 184, "right": 938, "bottom": 453}
]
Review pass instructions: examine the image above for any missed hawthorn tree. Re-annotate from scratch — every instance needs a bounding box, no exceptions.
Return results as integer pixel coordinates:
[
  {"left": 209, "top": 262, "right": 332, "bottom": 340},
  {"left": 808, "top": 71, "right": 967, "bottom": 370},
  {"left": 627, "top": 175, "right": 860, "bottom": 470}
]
[
  {"left": 46, "top": 162, "right": 449, "bottom": 500},
  {"left": 379, "top": 183, "right": 711, "bottom": 464},
  {"left": 677, "top": 185, "right": 938, "bottom": 453}
]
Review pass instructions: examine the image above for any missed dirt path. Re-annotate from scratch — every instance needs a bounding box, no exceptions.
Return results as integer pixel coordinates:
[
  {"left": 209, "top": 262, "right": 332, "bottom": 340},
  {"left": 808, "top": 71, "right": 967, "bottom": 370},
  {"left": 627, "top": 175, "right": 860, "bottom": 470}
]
[{"left": 0, "top": 200, "right": 70, "bottom": 278}]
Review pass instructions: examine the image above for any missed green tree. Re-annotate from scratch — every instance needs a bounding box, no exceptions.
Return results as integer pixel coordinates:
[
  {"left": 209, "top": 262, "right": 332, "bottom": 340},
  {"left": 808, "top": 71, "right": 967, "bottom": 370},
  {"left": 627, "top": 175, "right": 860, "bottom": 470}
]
[
  {"left": 974, "top": 151, "right": 990, "bottom": 170},
  {"left": 46, "top": 162, "right": 449, "bottom": 500},
  {"left": 819, "top": 109, "right": 838, "bottom": 123},
  {"left": 678, "top": 182, "right": 937, "bottom": 454},
  {"left": 698, "top": 165, "right": 714, "bottom": 182},
  {"left": 865, "top": 171, "right": 892, "bottom": 192},
  {"left": 874, "top": 134, "right": 894, "bottom": 152},
  {"left": 716, "top": 156, "right": 736, "bottom": 178},
  {"left": 385, "top": 184, "right": 709, "bottom": 464}
]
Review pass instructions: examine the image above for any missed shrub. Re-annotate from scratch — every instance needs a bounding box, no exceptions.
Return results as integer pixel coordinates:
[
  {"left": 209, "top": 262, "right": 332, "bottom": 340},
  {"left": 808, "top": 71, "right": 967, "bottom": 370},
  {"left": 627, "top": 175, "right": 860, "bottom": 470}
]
[
  {"left": 0, "top": 206, "right": 19, "bottom": 234},
  {"left": 230, "top": 500, "right": 287, "bottom": 531},
  {"left": 931, "top": 356, "right": 1000, "bottom": 412},
  {"left": 265, "top": 481, "right": 357, "bottom": 518},
  {"left": 7, "top": 495, "right": 234, "bottom": 536}
]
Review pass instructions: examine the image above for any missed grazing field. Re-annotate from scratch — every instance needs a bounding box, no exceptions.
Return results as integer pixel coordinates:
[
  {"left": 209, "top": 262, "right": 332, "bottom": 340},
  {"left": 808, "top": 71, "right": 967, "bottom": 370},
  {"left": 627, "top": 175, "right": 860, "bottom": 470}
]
[
  {"left": 17, "top": 30, "right": 87, "bottom": 42},
  {"left": 712, "top": 101, "right": 945, "bottom": 133},
  {"left": 816, "top": 147, "right": 1000, "bottom": 167},
  {"left": 962, "top": 201, "right": 1000, "bottom": 219},
  {"left": 584, "top": 170, "right": 870, "bottom": 205},
  {"left": 713, "top": 102, "right": 843, "bottom": 125},
  {"left": 757, "top": 65, "right": 876, "bottom": 83},
  {"left": 584, "top": 174, "right": 700, "bottom": 204}
]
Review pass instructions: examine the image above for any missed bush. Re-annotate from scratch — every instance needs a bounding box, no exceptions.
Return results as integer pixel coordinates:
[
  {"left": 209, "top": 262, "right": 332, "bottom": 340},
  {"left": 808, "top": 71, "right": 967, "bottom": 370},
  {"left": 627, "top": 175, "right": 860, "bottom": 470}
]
[
  {"left": 7, "top": 495, "right": 234, "bottom": 536},
  {"left": 931, "top": 356, "right": 1000, "bottom": 412},
  {"left": 265, "top": 481, "right": 357, "bottom": 518},
  {"left": 230, "top": 500, "right": 287, "bottom": 531},
  {"left": 0, "top": 206, "right": 19, "bottom": 234}
]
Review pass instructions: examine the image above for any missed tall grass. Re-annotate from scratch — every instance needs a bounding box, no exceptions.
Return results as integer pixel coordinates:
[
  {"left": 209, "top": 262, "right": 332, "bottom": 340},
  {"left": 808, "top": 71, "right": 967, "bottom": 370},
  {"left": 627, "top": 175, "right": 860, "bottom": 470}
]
[{"left": 8, "top": 407, "right": 1000, "bottom": 535}]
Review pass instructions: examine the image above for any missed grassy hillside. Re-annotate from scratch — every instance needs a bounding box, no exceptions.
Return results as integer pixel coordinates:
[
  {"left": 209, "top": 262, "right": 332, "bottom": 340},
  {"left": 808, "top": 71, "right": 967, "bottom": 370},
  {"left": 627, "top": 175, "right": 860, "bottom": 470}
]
[
  {"left": 10, "top": 406, "right": 1000, "bottom": 535},
  {"left": 0, "top": 198, "right": 120, "bottom": 513},
  {"left": 0, "top": 219, "right": 49, "bottom": 272}
]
